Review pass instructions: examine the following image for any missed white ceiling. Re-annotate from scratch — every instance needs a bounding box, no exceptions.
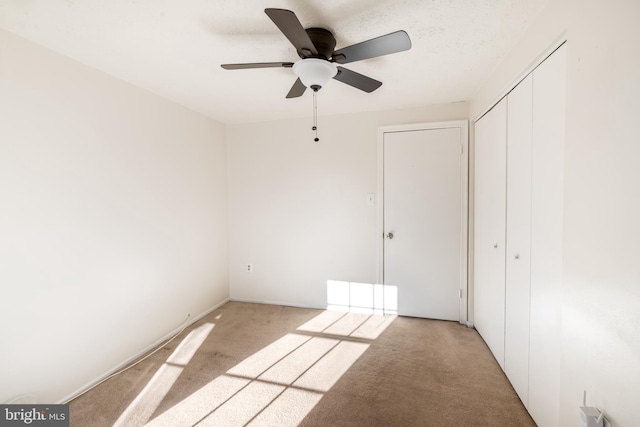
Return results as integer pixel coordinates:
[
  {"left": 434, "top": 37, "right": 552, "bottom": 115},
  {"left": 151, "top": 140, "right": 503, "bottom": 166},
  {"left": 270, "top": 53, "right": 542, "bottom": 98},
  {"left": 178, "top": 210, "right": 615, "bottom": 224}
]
[{"left": 0, "top": 0, "right": 548, "bottom": 124}]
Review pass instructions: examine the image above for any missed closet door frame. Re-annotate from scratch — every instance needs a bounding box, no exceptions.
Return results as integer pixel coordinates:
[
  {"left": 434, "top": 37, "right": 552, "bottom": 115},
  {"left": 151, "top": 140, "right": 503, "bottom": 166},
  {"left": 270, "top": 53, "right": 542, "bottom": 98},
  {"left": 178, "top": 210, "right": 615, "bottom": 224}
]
[{"left": 472, "top": 41, "right": 567, "bottom": 427}]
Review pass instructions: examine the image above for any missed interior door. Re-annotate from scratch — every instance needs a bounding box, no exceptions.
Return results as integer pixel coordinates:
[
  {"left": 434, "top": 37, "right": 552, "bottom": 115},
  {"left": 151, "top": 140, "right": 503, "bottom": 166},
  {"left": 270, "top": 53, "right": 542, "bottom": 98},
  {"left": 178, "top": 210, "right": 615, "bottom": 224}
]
[{"left": 383, "top": 126, "right": 464, "bottom": 320}]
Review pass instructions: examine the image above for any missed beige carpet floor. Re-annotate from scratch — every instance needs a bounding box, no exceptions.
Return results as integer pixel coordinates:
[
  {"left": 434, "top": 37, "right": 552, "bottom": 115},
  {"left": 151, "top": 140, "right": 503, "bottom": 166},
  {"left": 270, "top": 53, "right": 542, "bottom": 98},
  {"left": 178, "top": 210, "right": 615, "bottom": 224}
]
[{"left": 69, "top": 301, "right": 536, "bottom": 426}]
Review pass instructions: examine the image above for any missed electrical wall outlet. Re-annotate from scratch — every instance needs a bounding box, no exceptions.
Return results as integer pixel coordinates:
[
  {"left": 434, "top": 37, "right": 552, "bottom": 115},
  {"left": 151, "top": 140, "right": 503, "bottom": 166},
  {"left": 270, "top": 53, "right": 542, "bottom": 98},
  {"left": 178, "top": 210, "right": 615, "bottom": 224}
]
[{"left": 246, "top": 264, "right": 253, "bottom": 273}]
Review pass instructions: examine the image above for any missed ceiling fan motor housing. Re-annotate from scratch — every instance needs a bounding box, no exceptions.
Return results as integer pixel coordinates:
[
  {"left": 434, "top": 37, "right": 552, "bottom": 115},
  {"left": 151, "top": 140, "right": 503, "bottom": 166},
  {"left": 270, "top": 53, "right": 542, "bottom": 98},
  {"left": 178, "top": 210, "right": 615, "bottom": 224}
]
[{"left": 301, "top": 28, "right": 336, "bottom": 60}]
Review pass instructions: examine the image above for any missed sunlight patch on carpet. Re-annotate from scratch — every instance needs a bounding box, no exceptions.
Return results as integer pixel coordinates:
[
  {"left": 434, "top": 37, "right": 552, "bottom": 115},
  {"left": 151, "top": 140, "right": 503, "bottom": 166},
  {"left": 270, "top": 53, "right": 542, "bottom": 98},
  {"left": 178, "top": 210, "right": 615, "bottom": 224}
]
[
  {"left": 247, "top": 388, "right": 323, "bottom": 426},
  {"left": 297, "top": 307, "right": 397, "bottom": 339},
  {"left": 258, "top": 337, "right": 339, "bottom": 385},
  {"left": 227, "top": 333, "right": 311, "bottom": 379},
  {"left": 323, "top": 312, "right": 371, "bottom": 336},
  {"left": 350, "top": 313, "right": 397, "bottom": 340},
  {"left": 198, "top": 381, "right": 285, "bottom": 426},
  {"left": 293, "top": 341, "right": 369, "bottom": 392},
  {"left": 113, "top": 322, "right": 214, "bottom": 427},
  {"left": 296, "top": 310, "right": 345, "bottom": 333},
  {"left": 145, "top": 375, "right": 249, "bottom": 426},
  {"left": 143, "top": 330, "right": 373, "bottom": 426},
  {"left": 137, "top": 307, "right": 396, "bottom": 426}
]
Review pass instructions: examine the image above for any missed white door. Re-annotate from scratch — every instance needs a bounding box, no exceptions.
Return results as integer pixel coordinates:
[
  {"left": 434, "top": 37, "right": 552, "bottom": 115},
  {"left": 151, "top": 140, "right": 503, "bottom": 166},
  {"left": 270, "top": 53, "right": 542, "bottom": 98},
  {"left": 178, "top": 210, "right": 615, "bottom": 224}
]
[
  {"left": 382, "top": 125, "right": 466, "bottom": 321},
  {"left": 505, "top": 73, "right": 533, "bottom": 405},
  {"left": 528, "top": 43, "right": 566, "bottom": 427},
  {"left": 473, "top": 98, "right": 507, "bottom": 368}
]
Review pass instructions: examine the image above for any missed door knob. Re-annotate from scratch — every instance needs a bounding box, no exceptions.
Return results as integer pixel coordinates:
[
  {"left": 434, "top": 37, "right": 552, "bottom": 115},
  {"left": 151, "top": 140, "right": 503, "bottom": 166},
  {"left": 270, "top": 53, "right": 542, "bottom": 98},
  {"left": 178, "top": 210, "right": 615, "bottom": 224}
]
[
  {"left": 386, "top": 232, "right": 394, "bottom": 239},
  {"left": 493, "top": 243, "right": 498, "bottom": 248},
  {"left": 515, "top": 254, "right": 520, "bottom": 260}
]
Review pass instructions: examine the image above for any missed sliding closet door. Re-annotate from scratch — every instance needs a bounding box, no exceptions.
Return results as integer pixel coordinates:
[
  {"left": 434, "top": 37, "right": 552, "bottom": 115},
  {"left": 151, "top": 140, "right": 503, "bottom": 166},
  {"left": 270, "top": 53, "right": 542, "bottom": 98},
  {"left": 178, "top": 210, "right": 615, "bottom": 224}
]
[
  {"left": 528, "top": 44, "right": 566, "bottom": 427},
  {"left": 473, "top": 98, "right": 507, "bottom": 369},
  {"left": 504, "top": 74, "right": 533, "bottom": 405}
]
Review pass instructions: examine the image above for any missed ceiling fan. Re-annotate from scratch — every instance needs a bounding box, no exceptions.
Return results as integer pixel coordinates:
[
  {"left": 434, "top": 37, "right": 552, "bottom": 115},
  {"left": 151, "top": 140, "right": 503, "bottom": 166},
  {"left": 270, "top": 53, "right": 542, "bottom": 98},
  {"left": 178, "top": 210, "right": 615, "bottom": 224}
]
[{"left": 221, "top": 8, "right": 412, "bottom": 98}]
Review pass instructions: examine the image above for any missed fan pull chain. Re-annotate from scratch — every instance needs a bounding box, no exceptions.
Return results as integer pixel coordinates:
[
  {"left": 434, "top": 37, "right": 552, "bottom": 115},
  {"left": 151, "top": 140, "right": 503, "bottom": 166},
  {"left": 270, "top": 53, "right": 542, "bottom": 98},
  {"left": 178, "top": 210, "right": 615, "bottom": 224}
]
[{"left": 312, "top": 89, "right": 319, "bottom": 142}]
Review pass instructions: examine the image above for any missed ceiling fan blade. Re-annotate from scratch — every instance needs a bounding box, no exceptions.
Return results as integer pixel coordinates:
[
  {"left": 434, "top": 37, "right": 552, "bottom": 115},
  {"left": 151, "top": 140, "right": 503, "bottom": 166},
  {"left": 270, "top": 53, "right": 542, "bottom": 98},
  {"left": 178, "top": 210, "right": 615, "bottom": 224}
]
[
  {"left": 265, "top": 8, "right": 318, "bottom": 56},
  {"left": 221, "top": 62, "right": 294, "bottom": 70},
  {"left": 286, "top": 78, "right": 307, "bottom": 98},
  {"left": 332, "top": 30, "right": 411, "bottom": 64},
  {"left": 334, "top": 66, "right": 382, "bottom": 93}
]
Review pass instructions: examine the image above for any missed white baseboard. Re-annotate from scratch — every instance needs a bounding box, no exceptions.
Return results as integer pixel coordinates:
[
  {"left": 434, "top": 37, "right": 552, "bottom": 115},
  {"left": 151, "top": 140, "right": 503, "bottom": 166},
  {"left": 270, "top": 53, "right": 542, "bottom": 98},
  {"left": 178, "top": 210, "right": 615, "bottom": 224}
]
[{"left": 59, "top": 298, "right": 230, "bottom": 404}]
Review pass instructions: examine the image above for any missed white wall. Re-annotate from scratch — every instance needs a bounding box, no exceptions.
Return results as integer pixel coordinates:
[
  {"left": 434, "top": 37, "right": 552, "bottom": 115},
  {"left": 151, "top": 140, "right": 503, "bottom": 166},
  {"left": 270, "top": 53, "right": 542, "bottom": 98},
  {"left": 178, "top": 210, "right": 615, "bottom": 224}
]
[
  {"left": 227, "top": 103, "right": 468, "bottom": 309},
  {"left": 470, "top": 0, "right": 640, "bottom": 425},
  {"left": 0, "top": 30, "right": 229, "bottom": 404},
  {"left": 561, "top": 0, "right": 640, "bottom": 425}
]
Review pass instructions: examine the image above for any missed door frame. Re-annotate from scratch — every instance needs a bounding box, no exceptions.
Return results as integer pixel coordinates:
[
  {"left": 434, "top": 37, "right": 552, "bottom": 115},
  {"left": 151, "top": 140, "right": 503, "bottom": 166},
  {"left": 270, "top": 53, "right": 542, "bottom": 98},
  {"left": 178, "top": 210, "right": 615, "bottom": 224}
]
[{"left": 377, "top": 120, "right": 469, "bottom": 324}]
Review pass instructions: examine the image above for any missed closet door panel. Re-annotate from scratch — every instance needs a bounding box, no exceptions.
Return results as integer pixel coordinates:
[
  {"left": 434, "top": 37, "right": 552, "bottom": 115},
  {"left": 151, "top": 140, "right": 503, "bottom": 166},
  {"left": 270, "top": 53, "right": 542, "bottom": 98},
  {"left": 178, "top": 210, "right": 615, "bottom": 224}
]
[
  {"left": 505, "top": 74, "right": 533, "bottom": 405},
  {"left": 473, "top": 98, "right": 507, "bottom": 369},
  {"left": 528, "top": 44, "right": 566, "bottom": 427}
]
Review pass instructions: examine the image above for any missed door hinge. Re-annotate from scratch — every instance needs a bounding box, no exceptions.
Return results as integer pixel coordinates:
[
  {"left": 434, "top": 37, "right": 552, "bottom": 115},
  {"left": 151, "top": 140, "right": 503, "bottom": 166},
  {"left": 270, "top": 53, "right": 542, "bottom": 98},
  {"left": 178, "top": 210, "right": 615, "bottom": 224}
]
[
  {"left": 460, "top": 144, "right": 464, "bottom": 155},
  {"left": 459, "top": 289, "right": 463, "bottom": 299}
]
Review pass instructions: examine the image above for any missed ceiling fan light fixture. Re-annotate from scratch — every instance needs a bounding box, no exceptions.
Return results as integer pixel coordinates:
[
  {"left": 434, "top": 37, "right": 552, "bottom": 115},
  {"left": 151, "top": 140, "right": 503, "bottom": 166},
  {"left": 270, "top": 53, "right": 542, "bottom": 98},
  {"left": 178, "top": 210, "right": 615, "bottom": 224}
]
[{"left": 293, "top": 58, "right": 337, "bottom": 91}]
